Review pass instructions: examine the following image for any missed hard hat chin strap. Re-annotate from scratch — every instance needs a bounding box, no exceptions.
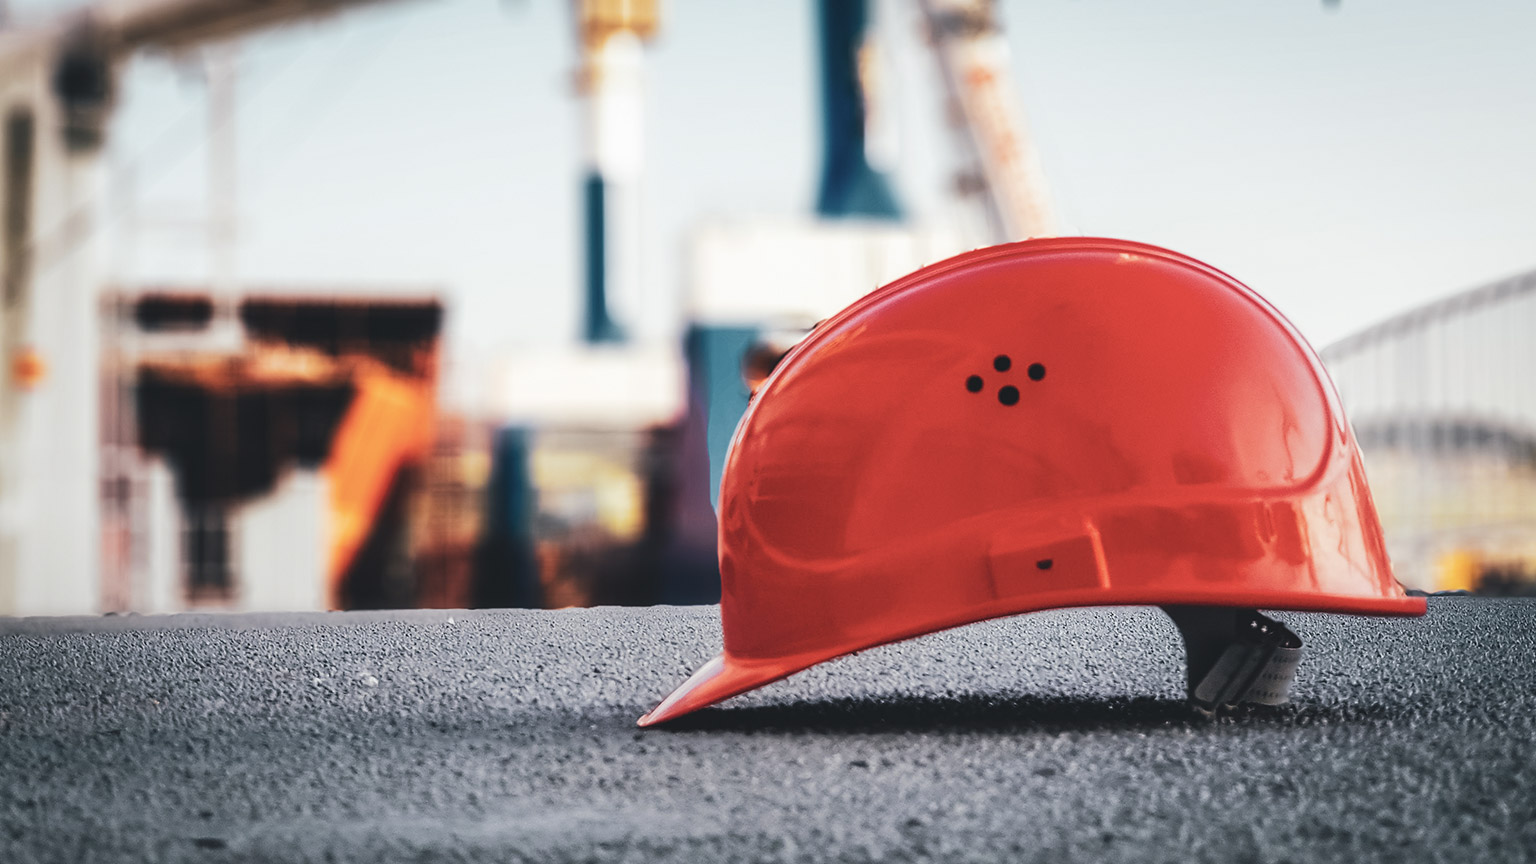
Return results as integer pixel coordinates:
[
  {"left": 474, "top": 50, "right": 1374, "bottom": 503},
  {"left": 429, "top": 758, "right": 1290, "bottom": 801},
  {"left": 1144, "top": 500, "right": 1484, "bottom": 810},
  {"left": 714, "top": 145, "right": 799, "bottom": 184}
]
[{"left": 1161, "top": 606, "right": 1303, "bottom": 712}]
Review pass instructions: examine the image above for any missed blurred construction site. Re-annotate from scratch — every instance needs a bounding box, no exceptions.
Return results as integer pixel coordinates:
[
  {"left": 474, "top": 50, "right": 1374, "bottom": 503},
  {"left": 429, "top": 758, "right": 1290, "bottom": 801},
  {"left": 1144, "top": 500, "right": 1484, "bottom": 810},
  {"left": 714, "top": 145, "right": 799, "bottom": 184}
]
[{"left": 1, "top": 0, "right": 1534, "bottom": 616}]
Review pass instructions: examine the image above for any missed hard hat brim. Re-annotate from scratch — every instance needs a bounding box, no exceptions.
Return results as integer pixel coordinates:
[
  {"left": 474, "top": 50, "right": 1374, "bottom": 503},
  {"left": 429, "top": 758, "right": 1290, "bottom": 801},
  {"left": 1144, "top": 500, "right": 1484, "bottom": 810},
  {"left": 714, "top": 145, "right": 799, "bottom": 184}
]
[
  {"left": 637, "top": 652, "right": 811, "bottom": 727},
  {"left": 638, "top": 589, "right": 1425, "bottom": 727}
]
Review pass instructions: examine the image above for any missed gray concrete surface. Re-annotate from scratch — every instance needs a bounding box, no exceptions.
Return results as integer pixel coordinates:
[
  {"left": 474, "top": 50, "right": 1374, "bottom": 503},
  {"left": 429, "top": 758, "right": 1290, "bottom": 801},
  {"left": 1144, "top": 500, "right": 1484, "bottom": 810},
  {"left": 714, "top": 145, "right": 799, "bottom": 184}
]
[{"left": 0, "top": 598, "right": 1532, "bottom": 863}]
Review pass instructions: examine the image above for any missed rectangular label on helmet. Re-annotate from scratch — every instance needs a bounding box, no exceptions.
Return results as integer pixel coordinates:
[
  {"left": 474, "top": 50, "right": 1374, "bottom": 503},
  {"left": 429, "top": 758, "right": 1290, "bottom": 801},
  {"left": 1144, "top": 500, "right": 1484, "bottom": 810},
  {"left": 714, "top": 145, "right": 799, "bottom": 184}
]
[{"left": 987, "top": 523, "right": 1108, "bottom": 599}]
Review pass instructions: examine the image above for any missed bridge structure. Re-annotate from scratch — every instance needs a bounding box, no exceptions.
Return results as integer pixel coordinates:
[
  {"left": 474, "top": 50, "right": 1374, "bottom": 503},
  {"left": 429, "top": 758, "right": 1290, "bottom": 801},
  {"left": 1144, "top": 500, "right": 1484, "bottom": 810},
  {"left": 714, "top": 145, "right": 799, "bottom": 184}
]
[{"left": 1323, "top": 267, "right": 1536, "bottom": 592}]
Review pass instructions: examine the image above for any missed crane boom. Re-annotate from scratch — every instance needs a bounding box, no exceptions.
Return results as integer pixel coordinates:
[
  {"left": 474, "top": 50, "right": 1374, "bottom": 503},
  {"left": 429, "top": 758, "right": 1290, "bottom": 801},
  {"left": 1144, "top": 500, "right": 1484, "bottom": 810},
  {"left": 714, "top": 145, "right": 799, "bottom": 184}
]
[{"left": 97, "top": 0, "right": 403, "bottom": 52}]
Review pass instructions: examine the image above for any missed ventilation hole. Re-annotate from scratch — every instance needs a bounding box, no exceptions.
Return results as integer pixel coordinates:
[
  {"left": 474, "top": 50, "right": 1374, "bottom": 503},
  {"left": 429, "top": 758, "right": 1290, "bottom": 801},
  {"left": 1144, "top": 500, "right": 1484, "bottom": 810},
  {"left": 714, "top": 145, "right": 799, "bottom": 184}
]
[
  {"left": 993, "top": 354, "right": 1011, "bottom": 372},
  {"left": 1028, "top": 363, "right": 1046, "bottom": 381},
  {"left": 998, "top": 385, "right": 1020, "bottom": 406},
  {"left": 965, "top": 375, "right": 984, "bottom": 393},
  {"left": 1036, "top": 559, "right": 1053, "bottom": 570}
]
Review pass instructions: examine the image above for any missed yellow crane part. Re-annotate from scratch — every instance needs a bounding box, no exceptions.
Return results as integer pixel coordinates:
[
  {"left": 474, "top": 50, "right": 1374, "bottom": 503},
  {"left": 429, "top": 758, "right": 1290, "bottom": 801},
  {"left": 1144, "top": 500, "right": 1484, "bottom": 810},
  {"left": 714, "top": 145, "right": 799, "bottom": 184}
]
[
  {"left": 324, "top": 367, "right": 435, "bottom": 606},
  {"left": 1434, "top": 550, "right": 1479, "bottom": 593}
]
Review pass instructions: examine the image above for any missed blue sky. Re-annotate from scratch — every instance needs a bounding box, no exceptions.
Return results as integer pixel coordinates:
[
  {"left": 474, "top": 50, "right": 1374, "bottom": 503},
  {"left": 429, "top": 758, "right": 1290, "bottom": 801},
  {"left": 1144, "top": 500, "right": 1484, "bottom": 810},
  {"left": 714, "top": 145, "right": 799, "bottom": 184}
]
[{"left": 18, "top": 0, "right": 1536, "bottom": 401}]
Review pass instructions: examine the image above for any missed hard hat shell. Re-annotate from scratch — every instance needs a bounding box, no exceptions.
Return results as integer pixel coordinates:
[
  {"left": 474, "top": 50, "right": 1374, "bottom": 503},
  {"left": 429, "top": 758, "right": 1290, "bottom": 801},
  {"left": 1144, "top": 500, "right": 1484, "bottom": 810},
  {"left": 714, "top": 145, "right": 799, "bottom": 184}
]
[{"left": 641, "top": 238, "right": 1425, "bottom": 727}]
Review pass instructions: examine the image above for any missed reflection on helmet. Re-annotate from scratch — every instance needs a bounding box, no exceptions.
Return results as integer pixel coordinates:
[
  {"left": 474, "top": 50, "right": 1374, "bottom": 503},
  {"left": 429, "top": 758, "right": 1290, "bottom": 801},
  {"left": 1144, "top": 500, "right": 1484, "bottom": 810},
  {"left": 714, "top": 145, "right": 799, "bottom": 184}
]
[
  {"left": 641, "top": 238, "right": 1425, "bottom": 727},
  {"left": 740, "top": 327, "right": 815, "bottom": 396}
]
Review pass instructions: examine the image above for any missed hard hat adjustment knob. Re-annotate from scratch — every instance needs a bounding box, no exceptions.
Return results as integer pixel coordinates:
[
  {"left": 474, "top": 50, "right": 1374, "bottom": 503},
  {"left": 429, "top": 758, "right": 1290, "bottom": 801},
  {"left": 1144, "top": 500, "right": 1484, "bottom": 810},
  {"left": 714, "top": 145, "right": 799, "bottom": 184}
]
[{"left": 1163, "top": 606, "right": 1304, "bottom": 713}]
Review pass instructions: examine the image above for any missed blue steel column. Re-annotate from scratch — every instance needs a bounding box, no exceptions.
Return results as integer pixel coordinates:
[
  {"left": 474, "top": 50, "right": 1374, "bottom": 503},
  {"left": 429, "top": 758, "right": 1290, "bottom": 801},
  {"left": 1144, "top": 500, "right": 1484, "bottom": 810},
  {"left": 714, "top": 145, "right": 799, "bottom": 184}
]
[
  {"left": 815, "top": 0, "right": 902, "bottom": 220},
  {"left": 690, "top": 0, "right": 905, "bottom": 504},
  {"left": 582, "top": 173, "right": 622, "bottom": 343}
]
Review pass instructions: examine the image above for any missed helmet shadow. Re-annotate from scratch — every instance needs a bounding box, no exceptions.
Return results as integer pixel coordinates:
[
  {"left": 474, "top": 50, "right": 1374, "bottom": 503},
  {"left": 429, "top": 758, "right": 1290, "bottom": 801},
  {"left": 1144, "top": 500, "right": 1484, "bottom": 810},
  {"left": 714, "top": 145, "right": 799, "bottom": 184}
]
[{"left": 655, "top": 693, "right": 1383, "bottom": 734}]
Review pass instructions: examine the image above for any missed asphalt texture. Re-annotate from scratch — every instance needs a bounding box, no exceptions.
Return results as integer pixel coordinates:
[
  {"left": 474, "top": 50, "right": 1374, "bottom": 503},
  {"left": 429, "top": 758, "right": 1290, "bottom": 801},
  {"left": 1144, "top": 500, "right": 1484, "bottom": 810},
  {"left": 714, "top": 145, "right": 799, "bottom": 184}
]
[{"left": 1, "top": 598, "right": 1533, "bottom": 864}]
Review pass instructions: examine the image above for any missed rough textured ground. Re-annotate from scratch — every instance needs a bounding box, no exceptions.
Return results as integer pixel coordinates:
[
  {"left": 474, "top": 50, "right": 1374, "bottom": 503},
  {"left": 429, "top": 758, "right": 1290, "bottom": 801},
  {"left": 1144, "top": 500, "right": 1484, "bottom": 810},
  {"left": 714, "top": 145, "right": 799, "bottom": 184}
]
[{"left": 0, "top": 599, "right": 1532, "bottom": 863}]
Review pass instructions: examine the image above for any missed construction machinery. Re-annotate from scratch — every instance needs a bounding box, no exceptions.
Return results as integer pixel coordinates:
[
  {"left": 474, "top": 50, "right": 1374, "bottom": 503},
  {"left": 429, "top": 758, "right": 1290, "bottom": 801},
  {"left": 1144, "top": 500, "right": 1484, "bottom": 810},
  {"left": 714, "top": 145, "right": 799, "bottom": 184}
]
[{"left": 0, "top": 0, "right": 1062, "bottom": 614}]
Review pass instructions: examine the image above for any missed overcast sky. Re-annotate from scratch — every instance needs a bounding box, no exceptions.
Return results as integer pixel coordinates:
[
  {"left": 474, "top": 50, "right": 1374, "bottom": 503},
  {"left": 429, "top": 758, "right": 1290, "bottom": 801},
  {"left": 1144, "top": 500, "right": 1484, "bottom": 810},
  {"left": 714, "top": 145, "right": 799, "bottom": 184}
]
[{"left": 18, "top": 0, "right": 1536, "bottom": 400}]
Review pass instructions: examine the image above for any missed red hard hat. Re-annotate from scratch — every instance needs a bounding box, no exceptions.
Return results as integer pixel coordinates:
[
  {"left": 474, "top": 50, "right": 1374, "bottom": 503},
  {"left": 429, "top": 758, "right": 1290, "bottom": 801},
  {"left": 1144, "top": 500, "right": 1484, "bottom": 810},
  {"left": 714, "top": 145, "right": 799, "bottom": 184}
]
[{"left": 641, "top": 238, "right": 1425, "bottom": 727}]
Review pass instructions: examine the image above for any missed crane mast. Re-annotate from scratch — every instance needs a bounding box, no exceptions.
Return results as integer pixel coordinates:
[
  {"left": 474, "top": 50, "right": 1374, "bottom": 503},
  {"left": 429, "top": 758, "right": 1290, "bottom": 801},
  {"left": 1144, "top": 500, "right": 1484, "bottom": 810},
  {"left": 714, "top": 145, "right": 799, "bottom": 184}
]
[
  {"left": 917, "top": 0, "right": 1057, "bottom": 242},
  {"left": 574, "top": 0, "right": 658, "bottom": 344}
]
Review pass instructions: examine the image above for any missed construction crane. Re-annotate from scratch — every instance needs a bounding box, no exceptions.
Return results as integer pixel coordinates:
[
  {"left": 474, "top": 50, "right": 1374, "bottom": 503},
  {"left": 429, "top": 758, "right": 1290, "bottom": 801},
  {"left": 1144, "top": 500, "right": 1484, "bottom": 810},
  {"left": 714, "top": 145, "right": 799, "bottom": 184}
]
[
  {"left": 0, "top": 0, "right": 410, "bottom": 615},
  {"left": 0, "top": 0, "right": 1062, "bottom": 614},
  {"left": 917, "top": 0, "right": 1058, "bottom": 242},
  {"left": 573, "top": 0, "right": 659, "bottom": 344}
]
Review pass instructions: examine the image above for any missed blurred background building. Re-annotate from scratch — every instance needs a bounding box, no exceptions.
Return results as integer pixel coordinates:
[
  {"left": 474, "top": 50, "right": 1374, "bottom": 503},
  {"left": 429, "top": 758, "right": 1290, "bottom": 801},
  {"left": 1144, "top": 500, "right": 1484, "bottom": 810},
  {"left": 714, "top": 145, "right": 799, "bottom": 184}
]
[{"left": 0, "top": 0, "right": 1533, "bottom": 614}]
